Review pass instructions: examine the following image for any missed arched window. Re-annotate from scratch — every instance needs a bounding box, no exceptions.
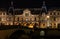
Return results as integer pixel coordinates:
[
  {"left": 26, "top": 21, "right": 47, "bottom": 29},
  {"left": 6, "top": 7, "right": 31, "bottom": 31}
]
[
  {"left": 17, "top": 17, "right": 19, "bottom": 21},
  {"left": 50, "top": 13, "right": 52, "bottom": 15},
  {"left": 54, "top": 23, "right": 56, "bottom": 28},
  {"left": 54, "top": 12, "right": 56, "bottom": 15},
  {"left": 23, "top": 9, "right": 31, "bottom": 17},
  {"left": 57, "top": 13, "right": 59, "bottom": 15},
  {"left": 35, "top": 17, "right": 36, "bottom": 21},
  {"left": 3, "top": 13, "right": 5, "bottom": 15},
  {"left": 53, "top": 17, "right": 56, "bottom": 21},
  {"left": 43, "top": 24, "right": 45, "bottom": 26}
]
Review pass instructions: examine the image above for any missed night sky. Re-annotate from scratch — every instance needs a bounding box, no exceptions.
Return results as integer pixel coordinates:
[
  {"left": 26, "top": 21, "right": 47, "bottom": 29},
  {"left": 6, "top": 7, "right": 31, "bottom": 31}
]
[{"left": 0, "top": 0, "right": 60, "bottom": 9}]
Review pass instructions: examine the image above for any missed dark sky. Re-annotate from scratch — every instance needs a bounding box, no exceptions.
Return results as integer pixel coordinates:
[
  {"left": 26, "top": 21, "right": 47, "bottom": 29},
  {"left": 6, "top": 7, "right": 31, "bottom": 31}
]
[{"left": 0, "top": 0, "right": 60, "bottom": 9}]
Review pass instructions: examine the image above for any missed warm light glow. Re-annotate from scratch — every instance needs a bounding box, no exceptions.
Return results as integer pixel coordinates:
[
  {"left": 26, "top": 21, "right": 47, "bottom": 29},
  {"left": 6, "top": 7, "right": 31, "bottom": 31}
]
[
  {"left": 0, "top": 8, "right": 59, "bottom": 29},
  {"left": 26, "top": 18, "right": 28, "bottom": 21},
  {"left": 24, "top": 23, "right": 27, "bottom": 26},
  {"left": 36, "top": 25, "right": 39, "bottom": 28},
  {"left": 47, "top": 16, "right": 50, "bottom": 18},
  {"left": 32, "top": 23, "right": 34, "bottom": 26},
  {"left": 6, "top": 23, "right": 9, "bottom": 25},
  {"left": 14, "top": 22, "right": 19, "bottom": 25},
  {"left": 11, "top": 22, "right": 13, "bottom": 25},
  {"left": 28, "top": 24, "right": 33, "bottom": 28}
]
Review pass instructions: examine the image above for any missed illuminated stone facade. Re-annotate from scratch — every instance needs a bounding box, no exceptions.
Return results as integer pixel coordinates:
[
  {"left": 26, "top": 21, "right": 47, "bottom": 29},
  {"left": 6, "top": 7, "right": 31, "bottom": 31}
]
[
  {"left": 0, "top": 9, "right": 60, "bottom": 29},
  {"left": 14, "top": 9, "right": 39, "bottom": 28},
  {"left": 40, "top": 10, "right": 60, "bottom": 28},
  {"left": 0, "top": 1, "right": 60, "bottom": 29}
]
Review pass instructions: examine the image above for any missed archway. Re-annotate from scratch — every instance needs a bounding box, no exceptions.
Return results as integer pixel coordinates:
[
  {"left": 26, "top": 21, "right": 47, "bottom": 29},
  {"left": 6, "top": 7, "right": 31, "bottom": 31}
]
[{"left": 8, "top": 30, "right": 31, "bottom": 39}]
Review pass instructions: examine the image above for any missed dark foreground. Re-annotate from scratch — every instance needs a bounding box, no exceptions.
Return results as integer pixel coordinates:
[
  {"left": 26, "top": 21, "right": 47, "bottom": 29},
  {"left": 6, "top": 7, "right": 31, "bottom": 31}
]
[{"left": 0, "top": 25, "right": 60, "bottom": 39}]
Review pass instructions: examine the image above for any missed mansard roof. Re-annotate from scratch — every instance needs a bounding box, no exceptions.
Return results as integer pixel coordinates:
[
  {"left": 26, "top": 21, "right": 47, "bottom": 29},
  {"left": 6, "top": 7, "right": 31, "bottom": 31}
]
[
  {"left": 0, "top": 8, "right": 7, "bottom": 12},
  {"left": 14, "top": 8, "right": 41, "bottom": 15},
  {"left": 48, "top": 7, "right": 60, "bottom": 11}
]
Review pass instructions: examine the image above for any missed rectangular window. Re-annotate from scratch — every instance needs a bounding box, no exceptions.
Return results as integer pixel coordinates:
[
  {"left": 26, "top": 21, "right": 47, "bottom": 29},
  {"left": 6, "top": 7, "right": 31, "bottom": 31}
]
[
  {"left": 54, "top": 12, "right": 56, "bottom": 15},
  {"left": 50, "top": 13, "right": 52, "bottom": 15},
  {"left": 58, "top": 13, "right": 59, "bottom": 15}
]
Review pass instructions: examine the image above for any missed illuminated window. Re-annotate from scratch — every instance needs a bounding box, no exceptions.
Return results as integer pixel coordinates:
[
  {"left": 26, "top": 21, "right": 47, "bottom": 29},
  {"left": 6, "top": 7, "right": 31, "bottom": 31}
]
[
  {"left": 25, "top": 13, "right": 29, "bottom": 17},
  {"left": 20, "top": 18, "right": 22, "bottom": 21},
  {"left": 7, "top": 17, "right": 12, "bottom": 21},
  {"left": 31, "top": 18, "right": 35, "bottom": 21},
  {"left": 26, "top": 18, "right": 28, "bottom": 21}
]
